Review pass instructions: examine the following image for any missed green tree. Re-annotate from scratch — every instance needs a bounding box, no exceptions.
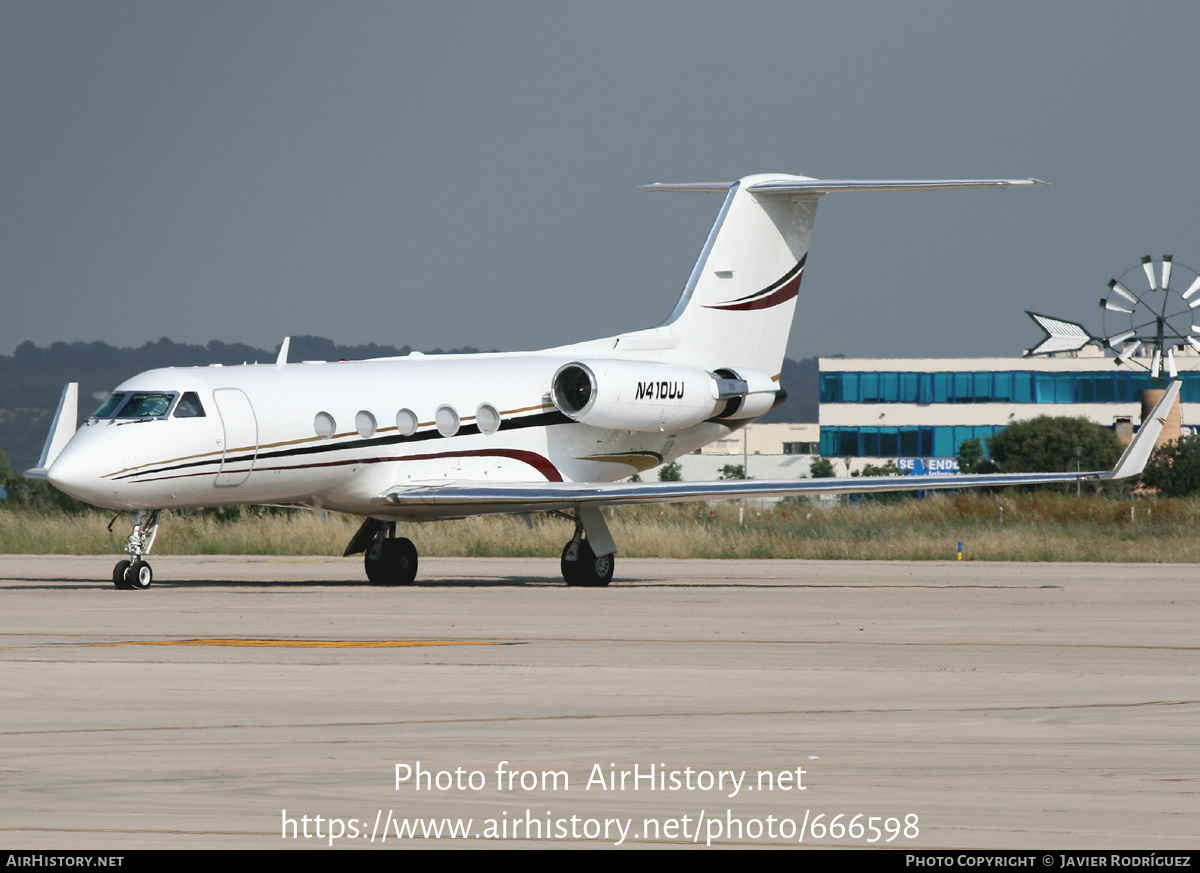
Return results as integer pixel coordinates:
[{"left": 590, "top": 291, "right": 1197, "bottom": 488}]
[
  {"left": 956, "top": 437, "right": 998, "bottom": 474},
  {"left": 809, "top": 457, "right": 835, "bottom": 478},
  {"left": 1142, "top": 436, "right": 1200, "bottom": 497},
  {"left": 0, "top": 447, "right": 12, "bottom": 498},
  {"left": 987, "top": 417, "right": 1121, "bottom": 473},
  {"left": 718, "top": 463, "right": 747, "bottom": 480},
  {"left": 851, "top": 459, "right": 901, "bottom": 478},
  {"left": 658, "top": 461, "right": 682, "bottom": 482}
]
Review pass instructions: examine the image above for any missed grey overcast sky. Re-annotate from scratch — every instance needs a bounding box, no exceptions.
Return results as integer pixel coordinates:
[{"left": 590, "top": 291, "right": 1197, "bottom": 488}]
[{"left": 2, "top": 2, "right": 1198, "bottom": 361}]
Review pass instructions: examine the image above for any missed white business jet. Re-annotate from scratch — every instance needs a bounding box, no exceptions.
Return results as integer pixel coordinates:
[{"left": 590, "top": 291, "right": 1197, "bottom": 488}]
[{"left": 27, "top": 174, "right": 1179, "bottom": 589}]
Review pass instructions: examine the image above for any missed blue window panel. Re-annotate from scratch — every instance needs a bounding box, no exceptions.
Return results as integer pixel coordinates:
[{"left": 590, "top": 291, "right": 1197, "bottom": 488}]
[
  {"left": 879, "top": 427, "right": 899, "bottom": 456},
  {"left": 860, "top": 372, "right": 880, "bottom": 402},
  {"left": 1180, "top": 373, "right": 1200, "bottom": 404},
  {"left": 933, "top": 373, "right": 950, "bottom": 403},
  {"left": 920, "top": 428, "right": 934, "bottom": 456},
  {"left": 900, "top": 427, "right": 920, "bottom": 456},
  {"left": 839, "top": 428, "right": 859, "bottom": 456},
  {"left": 932, "top": 427, "right": 955, "bottom": 457},
  {"left": 953, "top": 426, "right": 976, "bottom": 454},
  {"left": 861, "top": 427, "right": 880, "bottom": 456},
  {"left": 1076, "top": 374, "right": 1094, "bottom": 403},
  {"left": 881, "top": 372, "right": 899, "bottom": 402},
  {"left": 841, "top": 373, "right": 860, "bottom": 403},
  {"left": 1034, "top": 373, "right": 1054, "bottom": 402},
  {"left": 1056, "top": 373, "right": 1074, "bottom": 402},
  {"left": 820, "top": 428, "right": 839, "bottom": 456},
  {"left": 1013, "top": 372, "right": 1033, "bottom": 402},
  {"left": 953, "top": 373, "right": 973, "bottom": 402},
  {"left": 993, "top": 372, "right": 1013, "bottom": 402},
  {"left": 918, "top": 373, "right": 933, "bottom": 404},
  {"left": 978, "top": 425, "right": 1002, "bottom": 457},
  {"left": 1113, "top": 371, "right": 1129, "bottom": 403},
  {"left": 818, "top": 369, "right": 1173, "bottom": 405},
  {"left": 820, "top": 374, "right": 841, "bottom": 403},
  {"left": 973, "top": 372, "right": 992, "bottom": 402}
]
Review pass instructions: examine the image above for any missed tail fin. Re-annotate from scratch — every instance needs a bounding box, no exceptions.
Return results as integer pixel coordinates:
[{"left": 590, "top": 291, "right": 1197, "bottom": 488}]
[{"left": 636, "top": 174, "right": 1046, "bottom": 378}]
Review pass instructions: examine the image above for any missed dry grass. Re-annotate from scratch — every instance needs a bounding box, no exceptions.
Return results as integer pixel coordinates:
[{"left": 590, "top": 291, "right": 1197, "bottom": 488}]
[{"left": 3, "top": 492, "right": 1200, "bottom": 563}]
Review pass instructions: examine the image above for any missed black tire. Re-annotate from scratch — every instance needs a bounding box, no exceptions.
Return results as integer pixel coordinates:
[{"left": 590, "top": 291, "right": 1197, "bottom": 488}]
[
  {"left": 113, "top": 560, "right": 132, "bottom": 590},
  {"left": 560, "top": 539, "right": 614, "bottom": 587},
  {"left": 365, "top": 537, "right": 419, "bottom": 586},
  {"left": 128, "top": 559, "right": 153, "bottom": 590}
]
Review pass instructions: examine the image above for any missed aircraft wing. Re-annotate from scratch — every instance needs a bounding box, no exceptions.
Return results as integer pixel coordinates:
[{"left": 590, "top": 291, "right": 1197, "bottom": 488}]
[{"left": 374, "top": 383, "right": 1179, "bottom": 515}]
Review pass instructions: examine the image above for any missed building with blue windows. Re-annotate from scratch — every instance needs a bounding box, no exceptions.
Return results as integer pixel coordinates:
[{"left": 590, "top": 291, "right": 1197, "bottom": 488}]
[{"left": 819, "top": 350, "right": 1193, "bottom": 460}]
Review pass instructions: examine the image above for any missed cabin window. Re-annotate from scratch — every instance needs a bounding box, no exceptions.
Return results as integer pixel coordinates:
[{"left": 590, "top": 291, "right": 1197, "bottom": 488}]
[
  {"left": 173, "top": 392, "right": 206, "bottom": 418},
  {"left": 476, "top": 403, "right": 500, "bottom": 435},
  {"left": 396, "top": 408, "right": 418, "bottom": 436},
  {"left": 435, "top": 405, "right": 460, "bottom": 437},
  {"left": 355, "top": 410, "right": 377, "bottom": 438},
  {"left": 314, "top": 411, "right": 336, "bottom": 439}
]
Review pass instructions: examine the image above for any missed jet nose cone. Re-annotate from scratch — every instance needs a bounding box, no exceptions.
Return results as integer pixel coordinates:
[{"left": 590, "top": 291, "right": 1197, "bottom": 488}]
[{"left": 47, "top": 434, "right": 122, "bottom": 505}]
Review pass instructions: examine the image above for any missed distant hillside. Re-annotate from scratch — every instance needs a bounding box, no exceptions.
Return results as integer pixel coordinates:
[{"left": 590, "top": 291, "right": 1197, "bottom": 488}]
[{"left": 0, "top": 339, "right": 818, "bottom": 472}]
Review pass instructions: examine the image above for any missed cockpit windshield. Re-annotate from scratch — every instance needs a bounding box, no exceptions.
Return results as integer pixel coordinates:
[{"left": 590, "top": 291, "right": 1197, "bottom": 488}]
[
  {"left": 92, "top": 393, "right": 127, "bottom": 419},
  {"left": 118, "top": 393, "right": 174, "bottom": 418},
  {"left": 90, "top": 392, "right": 180, "bottom": 420}
]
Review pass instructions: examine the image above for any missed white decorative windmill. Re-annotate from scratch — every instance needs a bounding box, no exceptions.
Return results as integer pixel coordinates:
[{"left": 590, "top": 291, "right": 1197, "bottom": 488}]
[{"left": 1027, "top": 255, "right": 1200, "bottom": 382}]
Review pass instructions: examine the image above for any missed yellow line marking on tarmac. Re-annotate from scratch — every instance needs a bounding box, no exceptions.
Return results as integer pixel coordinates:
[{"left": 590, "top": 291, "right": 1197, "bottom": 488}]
[
  {"left": 1, "top": 634, "right": 1195, "bottom": 652},
  {"left": 85, "top": 638, "right": 514, "bottom": 649}
]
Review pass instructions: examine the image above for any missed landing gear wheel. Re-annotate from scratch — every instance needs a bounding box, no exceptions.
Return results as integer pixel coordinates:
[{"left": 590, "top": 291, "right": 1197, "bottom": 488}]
[
  {"left": 128, "top": 559, "right": 153, "bottom": 590},
  {"left": 365, "top": 537, "right": 419, "bottom": 586},
  {"left": 113, "top": 560, "right": 132, "bottom": 590},
  {"left": 561, "top": 539, "right": 614, "bottom": 587}
]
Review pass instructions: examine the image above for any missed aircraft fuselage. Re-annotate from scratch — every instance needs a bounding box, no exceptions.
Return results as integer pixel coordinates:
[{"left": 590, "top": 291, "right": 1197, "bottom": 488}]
[{"left": 48, "top": 351, "right": 737, "bottom": 518}]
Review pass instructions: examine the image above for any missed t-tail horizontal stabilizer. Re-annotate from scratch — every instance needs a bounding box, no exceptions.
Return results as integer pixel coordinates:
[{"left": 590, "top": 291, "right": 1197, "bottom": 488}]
[{"left": 639, "top": 179, "right": 1048, "bottom": 196}]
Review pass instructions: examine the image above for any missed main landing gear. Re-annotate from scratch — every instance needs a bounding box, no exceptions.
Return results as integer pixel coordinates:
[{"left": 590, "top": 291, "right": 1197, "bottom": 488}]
[
  {"left": 344, "top": 510, "right": 618, "bottom": 587},
  {"left": 346, "top": 519, "right": 418, "bottom": 585},
  {"left": 113, "top": 510, "right": 160, "bottom": 590},
  {"left": 560, "top": 537, "right": 614, "bottom": 587},
  {"left": 559, "top": 513, "right": 615, "bottom": 587}
]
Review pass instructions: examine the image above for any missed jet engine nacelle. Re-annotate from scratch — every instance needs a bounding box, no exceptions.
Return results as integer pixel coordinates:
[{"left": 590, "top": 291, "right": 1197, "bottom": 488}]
[
  {"left": 712, "top": 367, "right": 785, "bottom": 421},
  {"left": 550, "top": 361, "right": 726, "bottom": 432}
]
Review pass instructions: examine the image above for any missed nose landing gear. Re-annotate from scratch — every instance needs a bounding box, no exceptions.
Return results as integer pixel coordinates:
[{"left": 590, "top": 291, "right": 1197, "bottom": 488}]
[{"left": 113, "top": 510, "right": 160, "bottom": 590}]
